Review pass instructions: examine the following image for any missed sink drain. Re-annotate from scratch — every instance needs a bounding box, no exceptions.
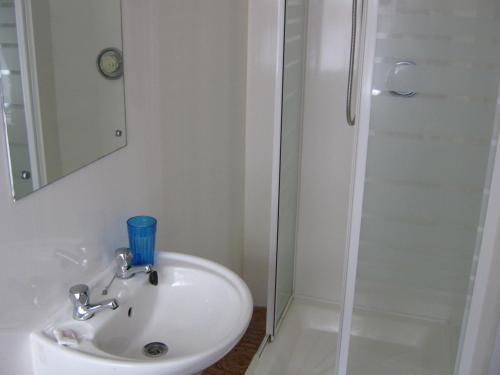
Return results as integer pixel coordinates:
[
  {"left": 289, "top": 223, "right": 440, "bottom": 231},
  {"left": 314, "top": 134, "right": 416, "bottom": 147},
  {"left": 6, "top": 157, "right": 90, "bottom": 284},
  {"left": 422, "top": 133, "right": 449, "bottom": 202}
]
[{"left": 143, "top": 342, "right": 168, "bottom": 358}]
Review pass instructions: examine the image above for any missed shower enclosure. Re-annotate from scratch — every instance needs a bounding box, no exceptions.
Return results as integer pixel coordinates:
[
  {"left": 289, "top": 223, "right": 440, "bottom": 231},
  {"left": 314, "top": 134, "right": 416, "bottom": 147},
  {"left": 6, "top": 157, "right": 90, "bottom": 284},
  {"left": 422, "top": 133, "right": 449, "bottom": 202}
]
[{"left": 250, "top": 0, "right": 500, "bottom": 374}]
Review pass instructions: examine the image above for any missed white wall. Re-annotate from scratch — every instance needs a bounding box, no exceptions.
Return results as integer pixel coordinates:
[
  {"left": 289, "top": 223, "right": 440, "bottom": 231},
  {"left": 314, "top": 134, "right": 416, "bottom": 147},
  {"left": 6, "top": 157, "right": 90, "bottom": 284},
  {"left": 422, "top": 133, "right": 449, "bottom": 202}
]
[
  {"left": 243, "top": 0, "right": 284, "bottom": 307},
  {"left": 294, "top": 0, "right": 356, "bottom": 303},
  {"left": 150, "top": 0, "right": 247, "bottom": 272},
  {"left": 0, "top": 1, "right": 247, "bottom": 374}
]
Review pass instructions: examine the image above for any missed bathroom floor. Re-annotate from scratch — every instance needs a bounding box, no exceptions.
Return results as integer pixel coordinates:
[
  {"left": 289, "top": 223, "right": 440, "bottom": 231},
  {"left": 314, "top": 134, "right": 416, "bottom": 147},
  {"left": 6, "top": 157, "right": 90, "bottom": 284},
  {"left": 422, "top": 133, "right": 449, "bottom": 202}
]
[
  {"left": 202, "top": 307, "right": 266, "bottom": 375},
  {"left": 250, "top": 297, "right": 455, "bottom": 375}
]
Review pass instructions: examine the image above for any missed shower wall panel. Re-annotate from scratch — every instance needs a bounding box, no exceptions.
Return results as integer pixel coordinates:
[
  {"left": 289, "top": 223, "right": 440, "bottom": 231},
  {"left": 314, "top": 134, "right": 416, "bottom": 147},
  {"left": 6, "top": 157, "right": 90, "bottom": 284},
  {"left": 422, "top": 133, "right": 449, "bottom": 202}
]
[{"left": 295, "top": 0, "right": 356, "bottom": 303}]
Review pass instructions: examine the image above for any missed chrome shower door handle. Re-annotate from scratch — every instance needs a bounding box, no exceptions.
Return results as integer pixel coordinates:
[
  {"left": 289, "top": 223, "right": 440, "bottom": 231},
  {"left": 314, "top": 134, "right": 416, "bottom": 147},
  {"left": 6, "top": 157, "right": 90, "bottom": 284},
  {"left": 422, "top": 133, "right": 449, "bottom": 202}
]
[
  {"left": 387, "top": 61, "right": 417, "bottom": 98},
  {"left": 346, "top": 0, "right": 359, "bottom": 127}
]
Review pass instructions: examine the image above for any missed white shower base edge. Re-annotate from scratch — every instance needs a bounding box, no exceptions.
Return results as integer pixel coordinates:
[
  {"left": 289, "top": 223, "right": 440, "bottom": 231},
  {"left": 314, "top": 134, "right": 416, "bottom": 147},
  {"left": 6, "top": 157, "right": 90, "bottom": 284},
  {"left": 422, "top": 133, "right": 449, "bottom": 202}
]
[{"left": 248, "top": 296, "right": 455, "bottom": 375}]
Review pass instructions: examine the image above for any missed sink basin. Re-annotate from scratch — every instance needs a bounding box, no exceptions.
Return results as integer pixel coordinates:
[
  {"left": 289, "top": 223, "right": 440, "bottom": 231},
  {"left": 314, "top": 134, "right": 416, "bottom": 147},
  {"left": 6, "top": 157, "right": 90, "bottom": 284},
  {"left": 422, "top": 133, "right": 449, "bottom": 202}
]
[{"left": 31, "top": 252, "right": 253, "bottom": 375}]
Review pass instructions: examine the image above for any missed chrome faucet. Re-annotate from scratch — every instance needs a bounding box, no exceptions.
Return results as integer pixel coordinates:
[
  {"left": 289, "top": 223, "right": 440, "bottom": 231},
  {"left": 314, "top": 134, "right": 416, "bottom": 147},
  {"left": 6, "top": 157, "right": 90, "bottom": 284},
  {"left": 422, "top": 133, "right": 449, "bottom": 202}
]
[
  {"left": 69, "top": 284, "right": 118, "bottom": 321},
  {"left": 115, "top": 247, "right": 153, "bottom": 279}
]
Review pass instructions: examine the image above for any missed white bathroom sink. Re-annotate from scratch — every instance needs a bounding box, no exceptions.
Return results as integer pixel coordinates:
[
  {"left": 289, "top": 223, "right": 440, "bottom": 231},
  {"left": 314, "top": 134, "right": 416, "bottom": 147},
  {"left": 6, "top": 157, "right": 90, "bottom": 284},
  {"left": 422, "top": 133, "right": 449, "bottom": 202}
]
[{"left": 31, "top": 252, "right": 253, "bottom": 375}]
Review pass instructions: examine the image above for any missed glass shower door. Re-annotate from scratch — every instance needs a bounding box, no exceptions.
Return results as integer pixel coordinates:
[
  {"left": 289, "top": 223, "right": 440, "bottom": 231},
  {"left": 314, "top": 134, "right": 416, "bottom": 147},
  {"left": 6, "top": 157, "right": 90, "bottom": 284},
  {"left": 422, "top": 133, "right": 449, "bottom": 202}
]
[{"left": 341, "top": 0, "right": 500, "bottom": 373}]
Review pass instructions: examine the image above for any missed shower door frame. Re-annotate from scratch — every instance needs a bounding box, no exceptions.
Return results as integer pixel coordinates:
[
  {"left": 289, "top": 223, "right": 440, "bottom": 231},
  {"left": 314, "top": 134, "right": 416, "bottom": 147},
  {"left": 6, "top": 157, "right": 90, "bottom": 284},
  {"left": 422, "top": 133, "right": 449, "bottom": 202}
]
[
  {"left": 336, "top": 0, "right": 500, "bottom": 374},
  {"left": 262, "top": 0, "right": 286, "bottom": 339},
  {"left": 335, "top": 0, "right": 378, "bottom": 372}
]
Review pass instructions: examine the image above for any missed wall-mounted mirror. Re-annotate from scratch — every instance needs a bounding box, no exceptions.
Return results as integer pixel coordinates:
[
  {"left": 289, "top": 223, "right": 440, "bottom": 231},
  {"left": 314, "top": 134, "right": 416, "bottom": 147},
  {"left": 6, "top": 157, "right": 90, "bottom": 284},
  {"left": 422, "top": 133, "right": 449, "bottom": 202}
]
[{"left": 1, "top": 0, "right": 126, "bottom": 200}]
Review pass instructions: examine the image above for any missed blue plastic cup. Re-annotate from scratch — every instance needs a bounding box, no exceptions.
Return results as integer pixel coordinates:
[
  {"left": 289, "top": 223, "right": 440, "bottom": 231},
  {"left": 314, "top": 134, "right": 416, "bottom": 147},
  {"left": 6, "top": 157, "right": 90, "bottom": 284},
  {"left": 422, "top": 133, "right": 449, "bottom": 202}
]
[{"left": 127, "top": 216, "right": 157, "bottom": 265}]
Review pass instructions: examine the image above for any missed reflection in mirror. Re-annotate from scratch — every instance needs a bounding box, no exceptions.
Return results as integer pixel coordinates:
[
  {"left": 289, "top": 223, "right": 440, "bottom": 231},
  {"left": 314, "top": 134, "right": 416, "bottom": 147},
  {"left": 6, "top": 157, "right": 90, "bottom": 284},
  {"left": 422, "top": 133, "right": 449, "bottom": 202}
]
[{"left": 1, "top": 0, "right": 126, "bottom": 200}]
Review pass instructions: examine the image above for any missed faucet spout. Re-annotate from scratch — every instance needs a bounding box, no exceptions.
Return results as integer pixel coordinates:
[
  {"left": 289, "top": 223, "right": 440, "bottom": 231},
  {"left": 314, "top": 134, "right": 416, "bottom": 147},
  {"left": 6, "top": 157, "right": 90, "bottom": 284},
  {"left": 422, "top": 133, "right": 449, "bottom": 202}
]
[
  {"left": 118, "top": 264, "right": 153, "bottom": 279},
  {"left": 85, "top": 299, "right": 119, "bottom": 317}
]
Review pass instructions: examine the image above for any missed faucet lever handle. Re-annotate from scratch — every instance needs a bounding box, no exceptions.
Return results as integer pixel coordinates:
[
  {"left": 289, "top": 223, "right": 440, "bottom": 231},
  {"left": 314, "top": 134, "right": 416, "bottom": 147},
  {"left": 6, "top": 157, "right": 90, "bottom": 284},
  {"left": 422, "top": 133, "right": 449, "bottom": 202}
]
[
  {"left": 115, "top": 247, "right": 133, "bottom": 269},
  {"left": 69, "top": 284, "right": 90, "bottom": 306}
]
